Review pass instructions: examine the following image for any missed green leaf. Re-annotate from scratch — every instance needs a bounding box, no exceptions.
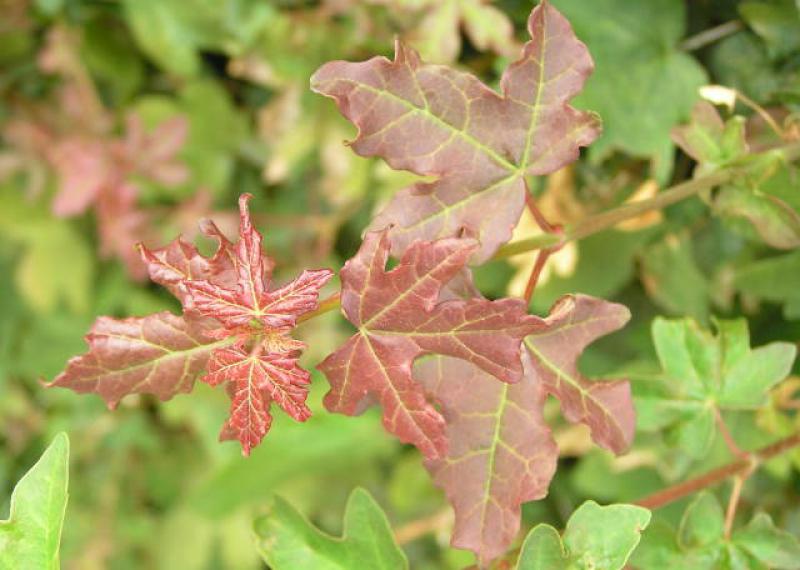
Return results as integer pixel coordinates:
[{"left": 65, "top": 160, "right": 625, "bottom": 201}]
[
  {"left": 517, "top": 525, "right": 565, "bottom": 570},
  {"left": 122, "top": 0, "right": 201, "bottom": 76},
  {"left": 670, "top": 406, "right": 716, "bottom": 459},
  {"left": 671, "top": 102, "right": 748, "bottom": 174},
  {"left": 719, "top": 343, "right": 797, "bottom": 408},
  {"left": 640, "top": 233, "right": 710, "bottom": 322},
  {"left": 735, "top": 251, "right": 800, "bottom": 319},
  {"left": 636, "top": 494, "right": 800, "bottom": 569},
  {"left": 740, "top": 0, "right": 800, "bottom": 60},
  {"left": 715, "top": 184, "right": 800, "bottom": 250},
  {"left": 517, "top": 501, "right": 651, "bottom": 570},
  {"left": 708, "top": 31, "right": 796, "bottom": 105},
  {"left": 640, "top": 317, "right": 795, "bottom": 457},
  {"left": 81, "top": 18, "right": 144, "bottom": 102},
  {"left": 254, "top": 488, "right": 408, "bottom": 570},
  {"left": 552, "top": 0, "right": 707, "bottom": 180},
  {"left": 0, "top": 186, "right": 94, "bottom": 314},
  {"left": 678, "top": 492, "right": 725, "bottom": 550},
  {"left": 0, "top": 433, "right": 70, "bottom": 570},
  {"left": 673, "top": 102, "right": 800, "bottom": 249},
  {"left": 734, "top": 513, "right": 800, "bottom": 569},
  {"left": 14, "top": 223, "right": 94, "bottom": 314}
]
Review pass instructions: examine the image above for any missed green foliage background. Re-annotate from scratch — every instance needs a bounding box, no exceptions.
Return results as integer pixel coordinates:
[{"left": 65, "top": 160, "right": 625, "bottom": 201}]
[{"left": 1, "top": 0, "right": 799, "bottom": 568}]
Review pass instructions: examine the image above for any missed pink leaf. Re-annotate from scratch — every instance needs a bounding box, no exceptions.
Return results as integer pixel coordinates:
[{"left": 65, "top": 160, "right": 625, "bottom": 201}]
[
  {"left": 183, "top": 195, "right": 333, "bottom": 332},
  {"left": 416, "top": 354, "right": 558, "bottom": 566},
  {"left": 312, "top": 1, "right": 599, "bottom": 262},
  {"left": 317, "top": 230, "right": 539, "bottom": 458},
  {"left": 49, "top": 312, "right": 224, "bottom": 407},
  {"left": 53, "top": 193, "right": 332, "bottom": 455},
  {"left": 205, "top": 344, "right": 312, "bottom": 456},
  {"left": 525, "top": 295, "right": 635, "bottom": 454}
]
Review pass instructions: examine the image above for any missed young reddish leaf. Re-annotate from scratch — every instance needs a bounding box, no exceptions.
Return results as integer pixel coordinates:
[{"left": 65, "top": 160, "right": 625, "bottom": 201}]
[
  {"left": 205, "top": 343, "right": 311, "bottom": 456},
  {"left": 50, "top": 137, "right": 109, "bottom": 217},
  {"left": 524, "top": 295, "right": 635, "bottom": 454},
  {"left": 138, "top": 218, "right": 239, "bottom": 304},
  {"left": 49, "top": 312, "right": 226, "bottom": 407},
  {"left": 415, "top": 354, "right": 558, "bottom": 566},
  {"left": 53, "top": 193, "right": 333, "bottom": 455},
  {"left": 180, "top": 195, "right": 332, "bottom": 332},
  {"left": 317, "top": 230, "right": 539, "bottom": 459},
  {"left": 312, "top": 1, "right": 599, "bottom": 261}
]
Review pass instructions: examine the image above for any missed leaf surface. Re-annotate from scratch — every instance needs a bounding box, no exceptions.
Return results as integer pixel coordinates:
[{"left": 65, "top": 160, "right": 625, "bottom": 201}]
[
  {"left": 206, "top": 344, "right": 311, "bottom": 456},
  {"left": 415, "top": 354, "right": 558, "bottom": 565},
  {"left": 0, "top": 433, "right": 69, "bottom": 570},
  {"left": 524, "top": 295, "right": 635, "bottom": 454},
  {"left": 552, "top": 0, "right": 706, "bottom": 180},
  {"left": 254, "top": 487, "right": 407, "bottom": 570},
  {"left": 673, "top": 102, "right": 800, "bottom": 249},
  {"left": 634, "top": 492, "right": 800, "bottom": 570},
  {"left": 312, "top": 1, "right": 599, "bottom": 261},
  {"left": 53, "top": 194, "right": 332, "bottom": 455},
  {"left": 318, "top": 230, "right": 539, "bottom": 458},
  {"left": 636, "top": 318, "right": 796, "bottom": 458},
  {"left": 517, "top": 501, "right": 650, "bottom": 570},
  {"left": 49, "top": 311, "right": 223, "bottom": 407}
]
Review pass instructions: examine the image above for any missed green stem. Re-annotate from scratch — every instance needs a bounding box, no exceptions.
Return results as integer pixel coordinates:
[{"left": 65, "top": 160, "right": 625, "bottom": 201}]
[
  {"left": 494, "top": 140, "right": 800, "bottom": 259},
  {"left": 308, "top": 140, "right": 800, "bottom": 315}
]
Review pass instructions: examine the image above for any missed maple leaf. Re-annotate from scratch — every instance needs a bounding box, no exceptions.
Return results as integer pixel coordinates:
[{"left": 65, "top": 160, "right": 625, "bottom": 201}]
[
  {"left": 636, "top": 317, "right": 796, "bottom": 458},
  {"left": 52, "top": 194, "right": 332, "bottom": 455},
  {"left": 177, "top": 195, "right": 332, "bottom": 334},
  {"left": 206, "top": 343, "right": 311, "bottom": 456},
  {"left": 49, "top": 311, "right": 223, "bottom": 406},
  {"left": 317, "top": 229, "right": 539, "bottom": 459},
  {"left": 415, "top": 354, "right": 558, "bottom": 566},
  {"left": 311, "top": 1, "right": 599, "bottom": 262},
  {"left": 524, "top": 295, "right": 635, "bottom": 454}
]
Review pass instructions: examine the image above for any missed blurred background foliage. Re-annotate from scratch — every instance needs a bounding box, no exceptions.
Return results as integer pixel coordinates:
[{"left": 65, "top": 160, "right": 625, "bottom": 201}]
[{"left": 1, "top": 0, "right": 799, "bottom": 568}]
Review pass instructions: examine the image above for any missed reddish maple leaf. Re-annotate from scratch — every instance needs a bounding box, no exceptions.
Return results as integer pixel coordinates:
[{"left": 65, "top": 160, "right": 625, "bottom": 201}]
[
  {"left": 204, "top": 343, "right": 311, "bottom": 456},
  {"left": 407, "top": 294, "right": 632, "bottom": 565},
  {"left": 51, "top": 194, "right": 332, "bottom": 455},
  {"left": 525, "top": 295, "right": 635, "bottom": 454},
  {"left": 317, "top": 230, "right": 539, "bottom": 459},
  {"left": 49, "top": 311, "right": 222, "bottom": 406},
  {"left": 311, "top": 1, "right": 599, "bottom": 262},
  {"left": 415, "top": 354, "right": 558, "bottom": 566}
]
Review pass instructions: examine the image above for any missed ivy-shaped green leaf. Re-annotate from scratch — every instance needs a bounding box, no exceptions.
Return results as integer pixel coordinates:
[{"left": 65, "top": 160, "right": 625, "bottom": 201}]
[
  {"left": 636, "top": 317, "right": 796, "bottom": 458},
  {"left": 254, "top": 488, "right": 407, "bottom": 570},
  {"left": 517, "top": 501, "right": 650, "bottom": 569},
  {"left": 0, "top": 433, "right": 70, "bottom": 570}
]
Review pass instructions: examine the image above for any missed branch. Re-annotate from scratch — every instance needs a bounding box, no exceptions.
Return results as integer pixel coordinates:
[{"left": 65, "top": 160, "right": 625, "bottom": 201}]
[
  {"left": 680, "top": 20, "right": 743, "bottom": 52},
  {"left": 635, "top": 432, "right": 800, "bottom": 510},
  {"left": 494, "top": 140, "right": 800, "bottom": 260},
  {"left": 306, "top": 140, "right": 800, "bottom": 319}
]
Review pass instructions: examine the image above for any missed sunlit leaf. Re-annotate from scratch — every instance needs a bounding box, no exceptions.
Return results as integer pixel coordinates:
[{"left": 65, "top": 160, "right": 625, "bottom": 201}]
[{"left": 0, "top": 433, "right": 69, "bottom": 570}]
